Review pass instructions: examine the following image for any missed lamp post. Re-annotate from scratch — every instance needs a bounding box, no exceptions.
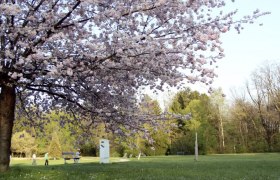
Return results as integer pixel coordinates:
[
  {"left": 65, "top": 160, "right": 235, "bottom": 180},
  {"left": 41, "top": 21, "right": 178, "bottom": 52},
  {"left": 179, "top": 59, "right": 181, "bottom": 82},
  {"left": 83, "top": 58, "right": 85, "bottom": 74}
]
[
  {"left": 188, "top": 119, "right": 200, "bottom": 161},
  {"left": 195, "top": 131, "right": 198, "bottom": 161}
]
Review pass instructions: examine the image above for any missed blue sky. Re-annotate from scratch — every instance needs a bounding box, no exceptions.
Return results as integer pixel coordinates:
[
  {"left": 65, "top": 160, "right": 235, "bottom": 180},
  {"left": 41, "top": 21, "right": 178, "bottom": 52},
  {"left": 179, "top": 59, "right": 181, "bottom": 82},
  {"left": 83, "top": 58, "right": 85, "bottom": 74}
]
[
  {"left": 145, "top": 0, "right": 280, "bottom": 107},
  {"left": 212, "top": 0, "right": 280, "bottom": 98}
]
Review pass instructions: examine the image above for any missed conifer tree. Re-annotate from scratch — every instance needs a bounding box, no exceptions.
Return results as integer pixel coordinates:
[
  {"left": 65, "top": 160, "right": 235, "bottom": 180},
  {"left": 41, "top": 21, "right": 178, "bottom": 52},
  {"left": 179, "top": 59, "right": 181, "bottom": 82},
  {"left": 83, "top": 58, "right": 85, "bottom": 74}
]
[{"left": 49, "top": 132, "right": 62, "bottom": 159}]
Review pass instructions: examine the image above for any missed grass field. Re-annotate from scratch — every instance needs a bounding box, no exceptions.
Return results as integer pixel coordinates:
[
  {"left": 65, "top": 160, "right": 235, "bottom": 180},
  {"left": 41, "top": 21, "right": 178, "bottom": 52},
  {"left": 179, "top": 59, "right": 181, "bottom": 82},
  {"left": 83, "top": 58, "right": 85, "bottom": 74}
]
[{"left": 1, "top": 153, "right": 280, "bottom": 180}]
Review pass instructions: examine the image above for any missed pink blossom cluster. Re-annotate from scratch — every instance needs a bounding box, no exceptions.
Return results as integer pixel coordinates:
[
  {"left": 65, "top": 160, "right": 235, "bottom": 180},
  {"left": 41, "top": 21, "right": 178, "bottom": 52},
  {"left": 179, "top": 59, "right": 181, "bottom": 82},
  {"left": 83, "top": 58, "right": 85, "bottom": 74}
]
[{"left": 0, "top": 0, "right": 268, "bottom": 134}]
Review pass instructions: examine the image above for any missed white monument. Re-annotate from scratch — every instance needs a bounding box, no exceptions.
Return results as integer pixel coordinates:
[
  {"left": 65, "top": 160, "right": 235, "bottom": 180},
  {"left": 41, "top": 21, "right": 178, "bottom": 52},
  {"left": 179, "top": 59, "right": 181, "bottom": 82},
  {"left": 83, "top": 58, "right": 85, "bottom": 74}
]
[{"left": 100, "top": 139, "right": 110, "bottom": 163}]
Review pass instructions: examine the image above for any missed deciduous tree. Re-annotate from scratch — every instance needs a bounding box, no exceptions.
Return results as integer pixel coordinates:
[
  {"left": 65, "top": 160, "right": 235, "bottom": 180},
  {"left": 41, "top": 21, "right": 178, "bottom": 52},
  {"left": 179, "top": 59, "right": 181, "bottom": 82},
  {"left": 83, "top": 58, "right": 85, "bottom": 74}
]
[
  {"left": 0, "top": 0, "right": 267, "bottom": 171},
  {"left": 49, "top": 132, "right": 62, "bottom": 159},
  {"left": 11, "top": 130, "right": 37, "bottom": 157},
  {"left": 246, "top": 63, "right": 280, "bottom": 151},
  {"left": 229, "top": 97, "right": 265, "bottom": 152},
  {"left": 209, "top": 88, "right": 227, "bottom": 153}
]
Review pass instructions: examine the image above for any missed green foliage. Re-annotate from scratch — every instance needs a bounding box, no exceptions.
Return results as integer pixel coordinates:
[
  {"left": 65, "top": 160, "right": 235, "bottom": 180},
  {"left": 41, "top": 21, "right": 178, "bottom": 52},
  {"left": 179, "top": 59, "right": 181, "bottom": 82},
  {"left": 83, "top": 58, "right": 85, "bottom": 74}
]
[
  {"left": 11, "top": 130, "right": 37, "bottom": 157},
  {"left": 80, "top": 142, "right": 97, "bottom": 156},
  {"left": 49, "top": 132, "right": 62, "bottom": 159},
  {"left": 46, "top": 112, "right": 77, "bottom": 152},
  {"left": 11, "top": 86, "right": 280, "bottom": 157},
  {"left": 142, "top": 125, "right": 170, "bottom": 156},
  {"left": 83, "top": 122, "right": 109, "bottom": 157},
  {"left": 169, "top": 89, "right": 219, "bottom": 155},
  {"left": 169, "top": 88, "right": 201, "bottom": 114},
  {"left": 228, "top": 98, "right": 270, "bottom": 153},
  {"left": 13, "top": 117, "right": 31, "bottom": 133},
  {"left": 138, "top": 95, "right": 171, "bottom": 156},
  {"left": 139, "top": 94, "right": 162, "bottom": 115}
]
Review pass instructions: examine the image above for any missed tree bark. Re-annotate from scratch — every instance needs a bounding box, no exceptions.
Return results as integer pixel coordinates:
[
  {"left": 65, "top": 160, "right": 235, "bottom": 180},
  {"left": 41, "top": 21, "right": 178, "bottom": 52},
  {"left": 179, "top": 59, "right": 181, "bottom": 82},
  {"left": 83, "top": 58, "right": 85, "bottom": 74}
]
[
  {"left": 0, "top": 85, "right": 16, "bottom": 172},
  {"left": 217, "top": 106, "right": 225, "bottom": 153}
]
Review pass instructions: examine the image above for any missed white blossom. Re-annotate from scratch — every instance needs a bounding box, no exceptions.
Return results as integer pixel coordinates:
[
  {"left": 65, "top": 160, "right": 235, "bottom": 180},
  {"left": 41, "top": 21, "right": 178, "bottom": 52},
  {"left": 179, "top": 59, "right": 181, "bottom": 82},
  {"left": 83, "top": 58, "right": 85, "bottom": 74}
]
[
  {"left": 0, "top": 0, "right": 268, "bottom": 140},
  {"left": 66, "top": 68, "right": 73, "bottom": 76}
]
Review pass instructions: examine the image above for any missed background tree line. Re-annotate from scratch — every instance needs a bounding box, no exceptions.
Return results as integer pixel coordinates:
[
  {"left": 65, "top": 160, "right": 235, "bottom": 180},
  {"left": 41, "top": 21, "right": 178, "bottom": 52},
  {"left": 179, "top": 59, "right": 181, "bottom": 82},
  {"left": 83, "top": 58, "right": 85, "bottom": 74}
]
[{"left": 11, "top": 63, "right": 280, "bottom": 157}]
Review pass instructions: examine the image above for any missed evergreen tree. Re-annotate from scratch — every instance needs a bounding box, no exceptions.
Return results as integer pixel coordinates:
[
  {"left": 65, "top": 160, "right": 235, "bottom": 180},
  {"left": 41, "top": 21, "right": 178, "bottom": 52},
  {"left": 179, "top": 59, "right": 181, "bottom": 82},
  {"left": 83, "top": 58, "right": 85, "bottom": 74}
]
[{"left": 49, "top": 132, "right": 62, "bottom": 159}]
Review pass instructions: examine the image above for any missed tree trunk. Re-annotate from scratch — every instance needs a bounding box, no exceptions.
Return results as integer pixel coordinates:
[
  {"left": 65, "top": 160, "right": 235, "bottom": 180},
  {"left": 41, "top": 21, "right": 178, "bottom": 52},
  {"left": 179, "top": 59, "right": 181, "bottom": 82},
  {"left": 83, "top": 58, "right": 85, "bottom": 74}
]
[
  {"left": 264, "top": 130, "right": 273, "bottom": 152},
  {"left": 218, "top": 106, "right": 225, "bottom": 153},
  {"left": 0, "top": 85, "right": 16, "bottom": 172}
]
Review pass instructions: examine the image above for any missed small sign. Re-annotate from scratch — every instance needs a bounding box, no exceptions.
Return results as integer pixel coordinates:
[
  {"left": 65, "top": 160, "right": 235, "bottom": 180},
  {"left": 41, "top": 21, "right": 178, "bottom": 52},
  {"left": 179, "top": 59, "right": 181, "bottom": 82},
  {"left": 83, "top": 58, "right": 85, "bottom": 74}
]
[{"left": 100, "top": 139, "right": 110, "bottom": 163}]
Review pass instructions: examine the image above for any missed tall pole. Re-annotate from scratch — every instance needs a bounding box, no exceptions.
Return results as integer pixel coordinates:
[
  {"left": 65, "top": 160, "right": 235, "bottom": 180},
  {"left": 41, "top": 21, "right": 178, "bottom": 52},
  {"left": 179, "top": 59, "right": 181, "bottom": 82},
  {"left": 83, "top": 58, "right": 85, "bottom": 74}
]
[
  {"left": 195, "top": 132, "right": 198, "bottom": 161},
  {"left": 217, "top": 104, "right": 225, "bottom": 153}
]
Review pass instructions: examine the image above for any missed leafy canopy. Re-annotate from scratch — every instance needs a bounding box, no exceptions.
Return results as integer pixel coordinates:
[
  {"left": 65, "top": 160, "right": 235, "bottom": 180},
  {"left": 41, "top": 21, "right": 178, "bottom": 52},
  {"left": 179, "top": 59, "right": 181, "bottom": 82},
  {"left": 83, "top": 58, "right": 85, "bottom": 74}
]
[{"left": 0, "top": 0, "right": 268, "bottom": 132}]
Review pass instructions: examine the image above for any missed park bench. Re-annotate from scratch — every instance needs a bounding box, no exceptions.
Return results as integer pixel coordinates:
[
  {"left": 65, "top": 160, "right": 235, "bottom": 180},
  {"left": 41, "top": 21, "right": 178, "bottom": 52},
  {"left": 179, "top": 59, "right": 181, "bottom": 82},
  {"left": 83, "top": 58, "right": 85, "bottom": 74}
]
[
  {"left": 176, "top": 152, "right": 185, "bottom": 155},
  {"left": 62, "top": 152, "right": 80, "bottom": 164}
]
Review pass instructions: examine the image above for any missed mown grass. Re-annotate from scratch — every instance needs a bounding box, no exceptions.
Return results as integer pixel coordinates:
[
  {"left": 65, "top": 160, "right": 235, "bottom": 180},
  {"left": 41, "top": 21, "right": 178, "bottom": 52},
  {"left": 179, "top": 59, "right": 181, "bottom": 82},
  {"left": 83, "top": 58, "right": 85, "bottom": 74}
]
[{"left": 1, "top": 153, "right": 280, "bottom": 180}]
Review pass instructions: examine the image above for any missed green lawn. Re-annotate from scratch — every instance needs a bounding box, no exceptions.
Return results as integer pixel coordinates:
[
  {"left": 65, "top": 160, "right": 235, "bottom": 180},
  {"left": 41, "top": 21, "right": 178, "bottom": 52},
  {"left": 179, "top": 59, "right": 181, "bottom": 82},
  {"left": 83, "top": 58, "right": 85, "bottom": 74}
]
[{"left": 1, "top": 154, "right": 280, "bottom": 180}]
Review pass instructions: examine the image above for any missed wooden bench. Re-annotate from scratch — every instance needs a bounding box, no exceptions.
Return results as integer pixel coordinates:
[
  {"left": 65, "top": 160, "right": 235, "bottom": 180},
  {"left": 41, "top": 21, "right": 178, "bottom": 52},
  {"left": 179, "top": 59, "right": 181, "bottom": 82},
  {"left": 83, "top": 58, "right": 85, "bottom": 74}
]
[
  {"left": 62, "top": 152, "right": 80, "bottom": 164},
  {"left": 176, "top": 151, "right": 185, "bottom": 155}
]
